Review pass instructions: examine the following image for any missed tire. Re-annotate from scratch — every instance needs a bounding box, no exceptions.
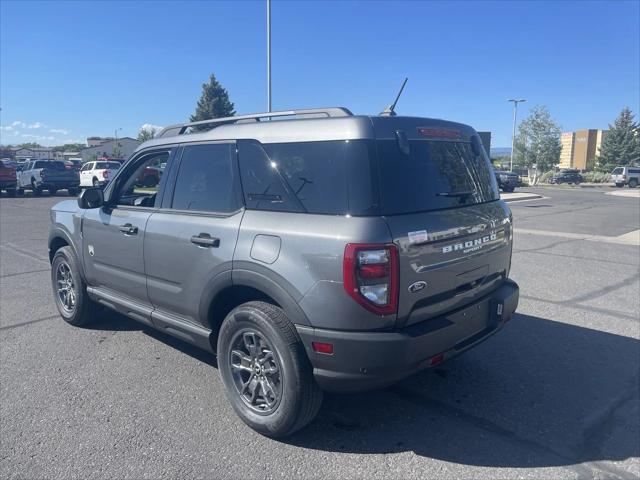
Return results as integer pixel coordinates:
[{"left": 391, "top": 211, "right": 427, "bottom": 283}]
[
  {"left": 503, "top": 187, "right": 514, "bottom": 193},
  {"left": 16, "top": 188, "right": 24, "bottom": 196},
  {"left": 68, "top": 187, "right": 80, "bottom": 196},
  {"left": 48, "top": 187, "right": 58, "bottom": 196},
  {"left": 217, "top": 301, "right": 323, "bottom": 438},
  {"left": 5, "top": 188, "right": 16, "bottom": 197},
  {"left": 629, "top": 179, "right": 638, "bottom": 188},
  {"left": 93, "top": 178, "right": 100, "bottom": 188},
  {"left": 615, "top": 183, "right": 624, "bottom": 188},
  {"left": 51, "top": 246, "right": 97, "bottom": 327}
]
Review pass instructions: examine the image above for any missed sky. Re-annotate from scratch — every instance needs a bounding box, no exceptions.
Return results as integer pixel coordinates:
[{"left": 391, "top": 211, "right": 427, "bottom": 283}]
[{"left": 1, "top": 0, "right": 638, "bottom": 148}]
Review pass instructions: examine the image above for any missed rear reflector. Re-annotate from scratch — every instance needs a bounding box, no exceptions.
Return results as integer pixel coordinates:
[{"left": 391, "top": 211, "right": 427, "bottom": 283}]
[
  {"left": 428, "top": 353, "right": 444, "bottom": 366},
  {"left": 312, "top": 342, "right": 334, "bottom": 355}
]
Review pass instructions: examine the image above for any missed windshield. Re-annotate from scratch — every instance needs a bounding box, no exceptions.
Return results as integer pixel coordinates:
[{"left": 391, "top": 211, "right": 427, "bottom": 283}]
[{"left": 377, "top": 139, "right": 499, "bottom": 214}]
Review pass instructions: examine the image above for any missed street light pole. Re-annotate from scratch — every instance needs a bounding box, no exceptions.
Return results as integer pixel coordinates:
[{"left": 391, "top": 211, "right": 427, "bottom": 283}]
[
  {"left": 508, "top": 99, "right": 526, "bottom": 172},
  {"left": 114, "top": 128, "right": 122, "bottom": 159},
  {"left": 267, "top": 0, "right": 272, "bottom": 113}
]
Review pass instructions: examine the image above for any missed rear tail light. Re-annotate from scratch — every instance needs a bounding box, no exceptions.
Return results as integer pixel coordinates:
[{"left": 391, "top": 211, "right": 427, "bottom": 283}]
[
  {"left": 40, "top": 170, "right": 45, "bottom": 178},
  {"left": 103, "top": 169, "right": 109, "bottom": 179},
  {"left": 343, "top": 243, "right": 399, "bottom": 315},
  {"left": 623, "top": 175, "right": 627, "bottom": 180}
]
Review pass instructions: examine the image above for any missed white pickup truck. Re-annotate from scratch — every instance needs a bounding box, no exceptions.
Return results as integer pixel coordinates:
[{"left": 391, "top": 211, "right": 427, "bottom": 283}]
[
  {"left": 17, "top": 160, "right": 80, "bottom": 196},
  {"left": 79, "top": 160, "right": 121, "bottom": 188}
]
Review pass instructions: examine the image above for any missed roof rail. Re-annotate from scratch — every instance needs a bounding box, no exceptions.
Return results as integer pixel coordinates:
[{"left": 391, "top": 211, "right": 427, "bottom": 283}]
[{"left": 156, "top": 107, "right": 353, "bottom": 138}]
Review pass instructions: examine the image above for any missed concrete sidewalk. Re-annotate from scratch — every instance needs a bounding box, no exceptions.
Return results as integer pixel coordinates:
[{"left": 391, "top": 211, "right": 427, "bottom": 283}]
[{"left": 606, "top": 189, "right": 640, "bottom": 198}]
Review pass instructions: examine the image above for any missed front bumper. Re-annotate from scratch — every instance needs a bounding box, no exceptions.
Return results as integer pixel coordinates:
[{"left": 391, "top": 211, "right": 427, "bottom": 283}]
[{"left": 297, "top": 279, "right": 519, "bottom": 393}]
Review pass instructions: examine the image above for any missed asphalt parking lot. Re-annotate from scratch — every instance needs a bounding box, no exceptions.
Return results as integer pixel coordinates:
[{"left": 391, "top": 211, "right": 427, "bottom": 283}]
[{"left": 1, "top": 186, "right": 639, "bottom": 479}]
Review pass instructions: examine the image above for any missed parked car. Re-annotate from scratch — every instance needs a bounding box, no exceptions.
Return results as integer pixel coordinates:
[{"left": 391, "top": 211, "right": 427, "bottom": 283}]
[
  {"left": 549, "top": 169, "right": 583, "bottom": 185},
  {"left": 48, "top": 108, "right": 519, "bottom": 438},
  {"left": 64, "top": 159, "right": 83, "bottom": 172},
  {"left": 79, "top": 161, "right": 121, "bottom": 188},
  {"left": 17, "top": 159, "right": 80, "bottom": 196},
  {"left": 0, "top": 159, "right": 17, "bottom": 197},
  {"left": 494, "top": 170, "right": 519, "bottom": 192},
  {"left": 611, "top": 166, "right": 640, "bottom": 188}
]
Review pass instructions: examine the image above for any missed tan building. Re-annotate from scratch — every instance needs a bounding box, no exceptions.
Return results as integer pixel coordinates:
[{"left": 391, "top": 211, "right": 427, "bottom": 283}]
[{"left": 559, "top": 129, "right": 607, "bottom": 170}]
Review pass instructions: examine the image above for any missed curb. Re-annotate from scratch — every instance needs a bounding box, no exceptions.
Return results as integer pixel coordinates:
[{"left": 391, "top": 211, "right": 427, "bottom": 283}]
[{"left": 502, "top": 193, "right": 544, "bottom": 203}]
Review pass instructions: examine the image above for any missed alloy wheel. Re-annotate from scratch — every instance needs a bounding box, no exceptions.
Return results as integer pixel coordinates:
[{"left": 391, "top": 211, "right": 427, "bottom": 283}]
[
  {"left": 56, "top": 261, "right": 76, "bottom": 314},
  {"left": 229, "top": 329, "right": 282, "bottom": 414}
]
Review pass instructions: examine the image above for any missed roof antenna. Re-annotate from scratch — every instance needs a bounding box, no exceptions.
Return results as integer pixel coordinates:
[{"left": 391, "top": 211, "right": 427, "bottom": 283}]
[{"left": 379, "top": 77, "right": 408, "bottom": 116}]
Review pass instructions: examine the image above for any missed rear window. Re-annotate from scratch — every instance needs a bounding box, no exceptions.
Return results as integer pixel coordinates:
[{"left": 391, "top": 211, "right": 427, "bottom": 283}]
[
  {"left": 612, "top": 167, "right": 623, "bottom": 174},
  {"left": 35, "top": 161, "right": 65, "bottom": 170},
  {"left": 238, "top": 140, "right": 377, "bottom": 215},
  {"left": 376, "top": 139, "right": 499, "bottom": 214},
  {"left": 96, "top": 162, "right": 120, "bottom": 169}
]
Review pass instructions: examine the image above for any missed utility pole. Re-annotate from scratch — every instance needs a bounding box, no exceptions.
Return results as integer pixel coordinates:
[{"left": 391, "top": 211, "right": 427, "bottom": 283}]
[
  {"left": 508, "top": 99, "right": 526, "bottom": 172},
  {"left": 114, "top": 127, "right": 122, "bottom": 158},
  {"left": 267, "top": 0, "right": 272, "bottom": 113}
]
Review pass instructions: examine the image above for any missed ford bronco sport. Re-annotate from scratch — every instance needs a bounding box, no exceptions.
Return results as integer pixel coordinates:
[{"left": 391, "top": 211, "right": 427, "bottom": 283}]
[{"left": 48, "top": 108, "right": 519, "bottom": 437}]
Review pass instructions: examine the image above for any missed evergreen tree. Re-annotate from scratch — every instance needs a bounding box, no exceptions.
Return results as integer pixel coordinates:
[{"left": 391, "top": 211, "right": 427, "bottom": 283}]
[
  {"left": 190, "top": 74, "right": 235, "bottom": 130},
  {"left": 513, "top": 105, "right": 562, "bottom": 182},
  {"left": 596, "top": 107, "right": 640, "bottom": 172}
]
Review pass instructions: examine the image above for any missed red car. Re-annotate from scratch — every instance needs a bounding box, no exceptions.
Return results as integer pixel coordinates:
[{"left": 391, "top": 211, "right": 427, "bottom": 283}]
[{"left": 0, "top": 159, "right": 17, "bottom": 197}]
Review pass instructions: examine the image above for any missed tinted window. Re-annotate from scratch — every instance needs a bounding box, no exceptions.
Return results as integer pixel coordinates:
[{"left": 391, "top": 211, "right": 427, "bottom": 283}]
[
  {"left": 238, "top": 140, "right": 378, "bottom": 215},
  {"left": 172, "top": 143, "right": 239, "bottom": 213},
  {"left": 612, "top": 167, "right": 623, "bottom": 174},
  {"left": 35, "top": 161, "right": 65, "bottom": 170},
  {"left": 629, "top": 168, "right": 640, "bottom": 174},
  {"left": 377, "top": 139, "right": 499, "bottom": 214}
]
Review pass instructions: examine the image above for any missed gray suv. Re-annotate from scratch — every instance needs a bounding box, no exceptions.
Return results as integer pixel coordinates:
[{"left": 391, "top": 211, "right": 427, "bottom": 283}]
[{"left": 48, "top": 108, "right": 519, "bottom": 437}]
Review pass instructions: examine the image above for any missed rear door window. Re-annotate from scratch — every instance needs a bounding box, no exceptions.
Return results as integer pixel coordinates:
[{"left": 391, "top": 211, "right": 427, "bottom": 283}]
[
  {"left": 376, "top": 139, "right": 499, "bottom": 214},
  {"left": 171, "top": 143, "right": 240, "bottom": 213}
]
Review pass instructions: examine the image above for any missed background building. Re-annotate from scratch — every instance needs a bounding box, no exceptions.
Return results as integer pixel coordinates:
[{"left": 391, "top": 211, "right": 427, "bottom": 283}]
[
  {"left": 559, "top": 129, "right": 607, "bottom": 170},
  {"left": 80, "top": 137, "right": 140, "bottom": 161},
  {"left": 11, "top": 147, "right": 55, "bottom": 160},
  {"left": 478, "top": 131, "right": 491, "bottom": 158}
]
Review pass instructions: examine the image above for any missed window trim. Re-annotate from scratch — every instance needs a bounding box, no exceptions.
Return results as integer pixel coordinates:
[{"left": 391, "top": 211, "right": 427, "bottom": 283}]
[
  {"left": 103, "top": 147, "right": 176, "bottom": 211},
  {"left": 164, "top": 140, "right": 243, "bottom": 216}
]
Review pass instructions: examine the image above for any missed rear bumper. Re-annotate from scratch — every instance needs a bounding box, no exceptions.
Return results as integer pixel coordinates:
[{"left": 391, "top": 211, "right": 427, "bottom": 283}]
[{"left": 297, "top": 279, "right": 519, "bottom": 393}]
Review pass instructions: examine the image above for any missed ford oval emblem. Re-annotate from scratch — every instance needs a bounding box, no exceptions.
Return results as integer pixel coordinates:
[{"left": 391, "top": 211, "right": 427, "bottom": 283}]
[{"left": 408, "top": 281, "right": 427, "bottom": 293}]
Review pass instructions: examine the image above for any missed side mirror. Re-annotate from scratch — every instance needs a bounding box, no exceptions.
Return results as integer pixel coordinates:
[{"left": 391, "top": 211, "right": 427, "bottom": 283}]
[{"left": 77, "top": 187, "right": 104, "bottom": 209}]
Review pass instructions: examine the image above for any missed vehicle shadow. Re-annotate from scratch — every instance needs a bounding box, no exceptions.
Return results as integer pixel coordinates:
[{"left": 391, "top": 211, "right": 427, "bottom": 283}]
[
  {"left": 285, "top": 313, "right": 639, "bottom": 471},
  {"left": 86, "top": 310, "right": 639, "bottom": 470},
  {"left": 86, "top": 310, "right": 217, "bottom": 368}
]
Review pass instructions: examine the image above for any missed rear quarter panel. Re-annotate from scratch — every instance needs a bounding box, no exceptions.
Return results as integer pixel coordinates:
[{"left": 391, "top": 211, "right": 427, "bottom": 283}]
[{"left": 235, "top": 210, "right": 397, "bottom": 330}]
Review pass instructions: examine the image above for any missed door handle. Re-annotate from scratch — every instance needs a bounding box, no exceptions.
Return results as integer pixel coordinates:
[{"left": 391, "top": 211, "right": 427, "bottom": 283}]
[
  {"left": 118, "top": 223, "right": 138, "bottom": 235},
  {"left": 190, "top": 233, "right": 220, "bottom": 248}
]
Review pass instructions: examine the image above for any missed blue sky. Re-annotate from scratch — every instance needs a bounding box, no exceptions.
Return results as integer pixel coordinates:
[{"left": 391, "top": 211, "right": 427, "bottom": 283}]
[{"left": 1, "top": 0, "right": 638, "bottom": 147}]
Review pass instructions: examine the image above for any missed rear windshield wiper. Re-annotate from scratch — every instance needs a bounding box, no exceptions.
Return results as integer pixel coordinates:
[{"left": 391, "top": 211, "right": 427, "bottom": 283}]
[{"left": 436, "top": 190, "right": 476, "bottom": 198}]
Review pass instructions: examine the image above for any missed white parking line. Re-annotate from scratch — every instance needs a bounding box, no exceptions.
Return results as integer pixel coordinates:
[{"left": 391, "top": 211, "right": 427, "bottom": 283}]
[{"left": 514, "top": 228, "right": 640, "bottom": 246}]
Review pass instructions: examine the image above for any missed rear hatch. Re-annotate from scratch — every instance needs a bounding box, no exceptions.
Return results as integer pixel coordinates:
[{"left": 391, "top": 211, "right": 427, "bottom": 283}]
[{"left": 371, "top": 117, "right": 513, "bottom": 328}]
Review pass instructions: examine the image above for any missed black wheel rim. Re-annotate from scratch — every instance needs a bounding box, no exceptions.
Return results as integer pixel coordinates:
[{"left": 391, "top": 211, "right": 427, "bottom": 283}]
[
  {"left": 228, "top": 329, "right": 282, "bottom": 414},
  {"left": 55, "top": 261, "right": 76, "bottom": 314}
]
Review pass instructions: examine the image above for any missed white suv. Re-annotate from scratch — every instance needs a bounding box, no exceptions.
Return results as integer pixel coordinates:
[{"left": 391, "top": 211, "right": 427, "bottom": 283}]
[
  {"left": 79, "top": 161, "right": 121, "bottom": 188},
  {"left": 611, "top": 166, "right": 640, "bottom": 188}
]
